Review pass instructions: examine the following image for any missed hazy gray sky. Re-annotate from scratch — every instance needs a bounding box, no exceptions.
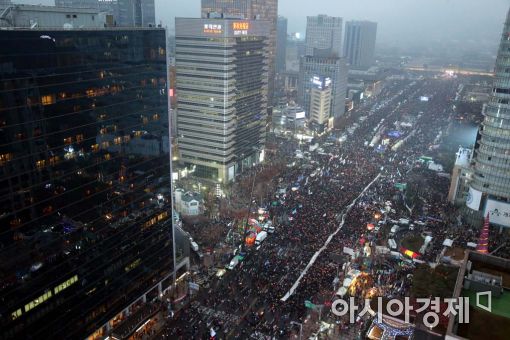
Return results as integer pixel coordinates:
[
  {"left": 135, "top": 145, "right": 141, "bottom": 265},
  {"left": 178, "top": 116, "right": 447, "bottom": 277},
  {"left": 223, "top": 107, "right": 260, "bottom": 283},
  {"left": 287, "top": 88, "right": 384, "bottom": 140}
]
[{"left": 17, "top": 0, "right": 510, "bottom": 46}]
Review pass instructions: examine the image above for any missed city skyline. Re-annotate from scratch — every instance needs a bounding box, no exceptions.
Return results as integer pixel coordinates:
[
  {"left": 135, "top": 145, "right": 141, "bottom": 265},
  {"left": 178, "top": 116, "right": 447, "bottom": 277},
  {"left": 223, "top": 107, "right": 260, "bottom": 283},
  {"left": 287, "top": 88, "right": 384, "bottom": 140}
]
[
  {"left": 3, "top": 1, "right": 510, "bottom": 339},
  {"left": 12, "top": 0, "right": 510, "bottom": 51}
]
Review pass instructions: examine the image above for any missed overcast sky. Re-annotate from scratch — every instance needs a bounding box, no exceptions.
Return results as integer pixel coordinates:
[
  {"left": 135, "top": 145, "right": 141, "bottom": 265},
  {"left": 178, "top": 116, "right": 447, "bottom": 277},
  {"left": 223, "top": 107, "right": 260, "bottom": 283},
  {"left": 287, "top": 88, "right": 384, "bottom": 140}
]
[{"left": 17, "top": 0, "right": 510, "bottom": 47}]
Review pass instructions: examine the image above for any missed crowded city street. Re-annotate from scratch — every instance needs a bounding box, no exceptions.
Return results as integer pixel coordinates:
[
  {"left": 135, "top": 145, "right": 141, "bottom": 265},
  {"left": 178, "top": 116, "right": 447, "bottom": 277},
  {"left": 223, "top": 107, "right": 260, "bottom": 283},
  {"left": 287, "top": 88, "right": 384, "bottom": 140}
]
[{"left": 152, "top": 72, "right": 509, "bottom": 340}]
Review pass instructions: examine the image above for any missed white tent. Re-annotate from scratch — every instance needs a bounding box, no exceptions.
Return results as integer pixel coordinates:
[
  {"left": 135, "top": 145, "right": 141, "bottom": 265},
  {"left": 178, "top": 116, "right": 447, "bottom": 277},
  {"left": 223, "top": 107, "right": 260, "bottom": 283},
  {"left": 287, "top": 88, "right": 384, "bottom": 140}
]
[{"left": 442, "top": 239, "right": 453, "bottom": 247}]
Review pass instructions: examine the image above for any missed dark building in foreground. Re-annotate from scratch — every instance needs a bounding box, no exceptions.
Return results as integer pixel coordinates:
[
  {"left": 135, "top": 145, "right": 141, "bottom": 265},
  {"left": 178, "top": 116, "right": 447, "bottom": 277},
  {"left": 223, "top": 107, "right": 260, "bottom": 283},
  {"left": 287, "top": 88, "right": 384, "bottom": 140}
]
[{"left": 0, "top": 28, "right": 186, "bottom": 339}]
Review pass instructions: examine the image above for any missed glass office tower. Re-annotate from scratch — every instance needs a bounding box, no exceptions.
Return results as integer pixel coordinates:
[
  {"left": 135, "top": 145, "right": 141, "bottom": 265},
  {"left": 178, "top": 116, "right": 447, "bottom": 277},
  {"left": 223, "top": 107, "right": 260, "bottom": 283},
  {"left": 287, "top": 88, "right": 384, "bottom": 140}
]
[
  {"left": 467, "top": 8, "right": 510, "bottom": 227},
  {"left": 0, "top": 28, "right": 176, "bottom": 339},
  {"left": 276, "top": 16, "right": 287, "bottom": 74},
  {"left": 344, "top": 21, "right": 377, "bottom": 70}
]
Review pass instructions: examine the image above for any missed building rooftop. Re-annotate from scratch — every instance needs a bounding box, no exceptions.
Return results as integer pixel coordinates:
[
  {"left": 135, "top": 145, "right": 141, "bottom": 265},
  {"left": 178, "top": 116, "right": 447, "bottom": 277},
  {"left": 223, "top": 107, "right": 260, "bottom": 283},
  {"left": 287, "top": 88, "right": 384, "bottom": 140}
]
[
  {"left": 447, "top": 251, "right": 510, "bottom": 340},
  {"left": 181, "top": 191, "right": 203, "bottom": 203},
  {"left": 2, "top": 4, "right": 99, "bottom": 13}
]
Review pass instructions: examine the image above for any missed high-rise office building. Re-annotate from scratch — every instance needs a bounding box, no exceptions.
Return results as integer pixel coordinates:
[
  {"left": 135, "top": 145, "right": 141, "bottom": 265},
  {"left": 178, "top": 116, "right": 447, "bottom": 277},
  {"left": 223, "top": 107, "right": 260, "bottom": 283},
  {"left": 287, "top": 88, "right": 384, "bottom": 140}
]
[
  {"left": 466, "top": 8, "right": 510, "bottom": 228},
  {"left": 309, "top": 76, "right": 332, "bottom": 130},
  {"left": 305, "top": 14, "right": 343, "bottom": 57},
  {"left": 344, "top": 20, "right": 377, "bottom": 70},
  {"left": 299, "top": 14, "right": 347, "bottom": 123},
  {"left": 276, "top": 15, "right": 287, "bottom": 73},
  {"left": 0, "top": 27, "right": 187, "bottom": 339},
  {"left": 118, "top": 0, "right": 156, "bottom": 27},
  {"left": 175, "top": 18, "right": 269, "bottom": 183},
  {"left": 298, "top": 55, "right": 347, "bottom": 120},
  {"left": 201, "top": 0, "right": 277, "bottom": 105},
  {"left": 55, "top": 0, "right": 156, "bottom": 27}
]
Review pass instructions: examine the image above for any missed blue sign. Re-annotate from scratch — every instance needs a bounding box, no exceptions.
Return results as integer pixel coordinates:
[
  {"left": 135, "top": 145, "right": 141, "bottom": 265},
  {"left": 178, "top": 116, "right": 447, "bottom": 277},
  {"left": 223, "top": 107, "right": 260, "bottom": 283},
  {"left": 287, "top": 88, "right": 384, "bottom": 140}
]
[{"left": 387, "top": 131, "right": 402, "bottom": 138}]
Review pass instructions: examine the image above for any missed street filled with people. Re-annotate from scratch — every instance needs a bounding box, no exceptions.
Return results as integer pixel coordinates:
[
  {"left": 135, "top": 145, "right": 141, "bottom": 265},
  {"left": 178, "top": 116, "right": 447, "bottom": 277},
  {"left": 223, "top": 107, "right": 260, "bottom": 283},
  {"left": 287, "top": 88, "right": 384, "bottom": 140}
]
[{"left": 157, "top": 75, "right": 507, "bottom": 339}]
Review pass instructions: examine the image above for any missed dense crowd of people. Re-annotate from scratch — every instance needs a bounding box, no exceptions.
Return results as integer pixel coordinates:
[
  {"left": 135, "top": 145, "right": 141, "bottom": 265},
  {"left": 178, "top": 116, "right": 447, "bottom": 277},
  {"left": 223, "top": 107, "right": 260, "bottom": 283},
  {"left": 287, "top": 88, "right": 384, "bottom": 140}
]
[{"left": 157, "top": 76, "right": 507, "bottom": 339}]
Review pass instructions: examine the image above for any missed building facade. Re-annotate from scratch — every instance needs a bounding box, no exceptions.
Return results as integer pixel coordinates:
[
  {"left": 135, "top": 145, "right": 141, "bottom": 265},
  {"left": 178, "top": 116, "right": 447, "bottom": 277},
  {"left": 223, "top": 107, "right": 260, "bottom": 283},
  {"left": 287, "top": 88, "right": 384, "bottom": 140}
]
[
  {"left": 201, "top": 0, "right": 277, "bottom": 105},
  {"left": 448, "top": 147, "right": 473, "bottom": 205},
  {"left": 298, "top": 55, "right": 348, "bottom": 119},
  {"left": 272, "top": 105, "right": 305, "bottom": 134},
  {"left": 276, "top": 15, "right": 287, "bottom": 74},
  {"left": 309, "top": 77, "right": 332, "bottom": 130},
  {"left": 55, "top": 0, "right": 156, "bottom": 27},
  {"left": 467, "top": 8, "right": 510, "bottom": 228},
  {"left": 175, "top": 18, "right": 269, "bottom": 183},
  {"left": 0, "top": 28, "right": 185, "bottom": 339},
  {"left": 305, "top": 14, "right": 343, "bottom": 57},
  {"left": 344, "top": 20, "right": 377, "bottom": 70}
]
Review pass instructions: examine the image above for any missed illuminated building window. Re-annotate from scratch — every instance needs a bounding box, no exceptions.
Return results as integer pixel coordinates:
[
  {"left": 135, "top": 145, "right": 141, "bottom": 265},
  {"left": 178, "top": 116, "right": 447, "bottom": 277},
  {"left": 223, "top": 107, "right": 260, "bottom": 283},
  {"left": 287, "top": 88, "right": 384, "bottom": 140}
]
[
  {"left": 152, "top": 113, "right": 159, "bottom": 121},
  {"left": 157, "top": 211, "right": 168, "bottom": 221},
  {"left": 104, "top": 153, "right": 111, "bottom": 160},
  {"left": 63, "top": 137, "right": 73, "bottom": 144},
  {"left": 101, "top": 141, "right": 109, "bottom": 149},
  {"left": 36, "top": 160, "right": 46, "bottom": 169},
  {"left": 99, "top": 113, "right": 107, "bottom": 120},
  {"left": 91, "top": 144, "right": 99, "bottom": 152},
  {"left": 0, "top": 153, "right": 13, "bottom": 166},
  {"left": 54, "top": 275, "right": 78, "bottom": 294},
  {"left": 41, "top": 94, "right": 55, "bottom": 106},
  {"left": 151, "top": 78, "right": 157, "bottom": 87},
  {"left": 142, "top": 116, "right": 149, "bottom": 125},
  {"left": 59, "top": 92, "right": 66, "bottom": 99},
  {"left": 100, "top": 127, "right": 107, "bottom": 134},
  {"left": 114, "top": 137, "right": 122, "bottom": 145},
  {"left": 86, "top": 89, "right": 95, "bottom": 98},
  {"left": 48, "top": 156, "right": 59, "bottom": 166},
  {"left": 124, "top": 258, "right": 141, "bottom": 272},
  {"left": 11, "top": 308, "right": 22, "bottom": 321},
  {"left": 75, "top": 134, "right": 84, "bottom": 143},
  {"left": 24, "top": 291, "right": 52, "bottom": 312},
  {"left": 123, "top": 135, "right": 131, "bottom": 143}
]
